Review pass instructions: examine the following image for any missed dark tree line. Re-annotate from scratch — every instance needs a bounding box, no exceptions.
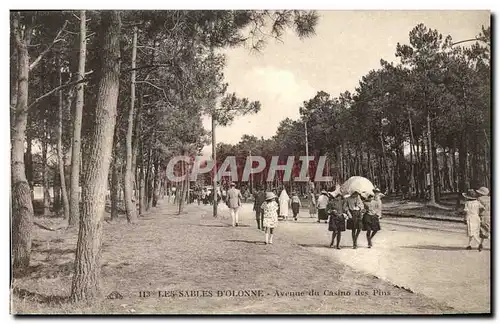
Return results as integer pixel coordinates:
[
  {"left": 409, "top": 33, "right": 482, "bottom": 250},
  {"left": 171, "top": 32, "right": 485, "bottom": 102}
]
[{"left": 215, "top": 24, "right": 491, "bottom": 205}]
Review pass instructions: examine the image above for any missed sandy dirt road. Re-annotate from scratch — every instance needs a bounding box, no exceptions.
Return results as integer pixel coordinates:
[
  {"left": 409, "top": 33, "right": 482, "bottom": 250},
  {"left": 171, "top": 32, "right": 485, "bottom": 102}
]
[{"left": 218, "top": 203, "right": 490, "bottom": 313}]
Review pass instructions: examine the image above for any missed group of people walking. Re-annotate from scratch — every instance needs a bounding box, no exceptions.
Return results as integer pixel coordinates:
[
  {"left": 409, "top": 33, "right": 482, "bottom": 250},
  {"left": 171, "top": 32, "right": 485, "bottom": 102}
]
[
  {"left": 324, "top": 188, "right": 383, "bottom": 249},
  {"left": 249, "top": 186, "right": 384, "bottom": 248},
  {"left": 219, "top": 182, "right": 491, "bottom": 251},
  {"left": 462, "top": 186, "right": 490, "bottom": 252}
]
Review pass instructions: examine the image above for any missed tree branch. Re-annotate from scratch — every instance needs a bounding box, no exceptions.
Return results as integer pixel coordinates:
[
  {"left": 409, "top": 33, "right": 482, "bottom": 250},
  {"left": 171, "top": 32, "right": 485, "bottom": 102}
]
[
  {"left": 136, "top": 80, "right": 170, "bottom": 102},
  {"left": 27, "top": 74, "right": 91, "bottom": 110},
  {"left": 29, "top": 20, "right": 68, "bottom": 71},
  {"left": 122, "top": 64, "right": 173, "bottom": 73}
]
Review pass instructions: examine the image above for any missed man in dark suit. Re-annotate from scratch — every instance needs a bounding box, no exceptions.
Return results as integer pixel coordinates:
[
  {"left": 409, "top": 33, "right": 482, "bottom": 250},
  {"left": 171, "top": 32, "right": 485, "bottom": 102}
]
[{"left": 253, "top": 186, "right": 267, "bottom": 230}]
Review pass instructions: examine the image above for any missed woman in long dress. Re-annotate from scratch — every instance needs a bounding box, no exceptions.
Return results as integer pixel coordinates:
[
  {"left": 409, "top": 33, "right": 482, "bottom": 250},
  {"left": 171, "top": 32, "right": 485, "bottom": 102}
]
[
  {"left": 462, "top": 189, "right": 484, "bottom": 251},
  {"left": 308, "top": 190, "right": 317, "bottom": 218},
  {"left": 476, "top": 187, "right": 490, "bottom": 252},
  {"left": 279, "top": 189, "right": 290, "bottom": 221}
]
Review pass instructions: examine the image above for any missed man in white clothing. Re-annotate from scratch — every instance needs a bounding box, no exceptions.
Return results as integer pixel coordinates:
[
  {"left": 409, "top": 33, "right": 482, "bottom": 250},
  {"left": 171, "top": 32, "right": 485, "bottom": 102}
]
[{"left": 226, "top": 182, "right": 243, "bottom": 227}]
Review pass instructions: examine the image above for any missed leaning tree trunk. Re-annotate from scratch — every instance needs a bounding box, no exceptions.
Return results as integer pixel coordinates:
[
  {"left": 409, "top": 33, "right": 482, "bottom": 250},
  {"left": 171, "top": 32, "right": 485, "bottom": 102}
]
[
  {"left": 11, "top": 20, "right": 34, "bottom": 272},
  {"left": 69, "top": 10, "right": 87, "bottom": 227},
  {"left": 124, "top": 26, "right": 138, "bottom": 224},
  {"left": 70, "top": 11, "right": 121, "bottom": 302},
  {"left": 57, "top": 57, "right": 70, "bottom": 220}
]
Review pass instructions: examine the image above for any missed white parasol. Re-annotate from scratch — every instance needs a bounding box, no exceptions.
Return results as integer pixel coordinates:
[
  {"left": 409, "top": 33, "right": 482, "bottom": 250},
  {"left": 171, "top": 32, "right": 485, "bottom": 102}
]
[{"left": 340, "top": 176, "right": 375, "bottom": 199}]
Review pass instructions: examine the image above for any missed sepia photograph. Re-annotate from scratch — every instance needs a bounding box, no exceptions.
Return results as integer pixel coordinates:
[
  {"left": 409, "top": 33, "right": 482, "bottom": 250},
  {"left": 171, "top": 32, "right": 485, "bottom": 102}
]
[{"left": 8, "top": 7, "right": 491, "bottom": 315}]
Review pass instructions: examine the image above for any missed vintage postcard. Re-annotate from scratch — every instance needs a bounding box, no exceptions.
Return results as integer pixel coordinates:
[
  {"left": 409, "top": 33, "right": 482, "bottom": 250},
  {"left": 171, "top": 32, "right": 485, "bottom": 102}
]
[{"left": 9, "top": 9, "right": 491, "bottom": 315}]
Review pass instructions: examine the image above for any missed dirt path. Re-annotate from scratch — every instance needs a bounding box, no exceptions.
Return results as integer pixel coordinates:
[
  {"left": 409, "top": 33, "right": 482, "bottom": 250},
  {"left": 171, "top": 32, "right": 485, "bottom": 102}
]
[
  {"left": 229, "top": 203, "right": 491, "bottom": 314},
  {"left": 12, "top": 200, "right": 455, "bottom": 314}
]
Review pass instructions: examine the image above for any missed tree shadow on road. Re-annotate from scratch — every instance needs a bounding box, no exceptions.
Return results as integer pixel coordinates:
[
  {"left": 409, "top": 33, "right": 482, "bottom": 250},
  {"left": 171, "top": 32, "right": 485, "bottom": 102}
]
[
  {"left": 404, "top": 245, "right": 490, "bottom": 251},
  {"left": 298, "top": 243, "right": 330, "bottom": 248},
  {"left": 193, "top": 224, "right": 232, "bottom": 228}
]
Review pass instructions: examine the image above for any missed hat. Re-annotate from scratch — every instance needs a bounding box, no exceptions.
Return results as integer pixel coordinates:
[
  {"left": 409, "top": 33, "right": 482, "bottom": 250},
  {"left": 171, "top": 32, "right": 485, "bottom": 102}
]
[
  {"left": 265, "top": 192, "right": 276, "bottom": 200},
  {"left": 476, "top": 187, "right": 489, "bottom": 196},
  {"left": 321, "top": 190, "right": 328, "bottom": 195},
  {"left": 462, "top": 189, "right": 478, "bottom": 200},
  {"left": 373, "top": 187, "right": 381, "bottom": 193},
  {"left": 230, "top": 182, "right": 236, "bottom": 187}
]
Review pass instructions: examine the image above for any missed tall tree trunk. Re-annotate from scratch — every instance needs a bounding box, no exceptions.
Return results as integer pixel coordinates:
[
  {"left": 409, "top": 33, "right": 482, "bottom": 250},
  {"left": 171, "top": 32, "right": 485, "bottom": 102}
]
[
  {"left": 124, "top": 26, "right": 138, "bottom": 224},
  {"left": 432, "top": 142, "right": 440, "bottom": 202},
  {"left": 145, "top": 132, "right": 155, "bottom": 210},
  {"left": 25, "top": 131, "right": 35, "bottom": 203},
  {"left": 70, "top": 11, "right": 121, "bottom": 302},
  {"left": 131, "top": 92, "right": 141, "bottom": 203},
  {"left": 483, "top": 140, "right": 489, "bottom": 188},
  {"left": 12, "top": 14, "right": 34, "bottom": 271},
  {"left": 450, "top": 145, "right": 456, "bottom": 192},
  {"left": 408, "top": 115, "right": 416, "bottom": 194},
  {"left": 139, "top": 139, "right": 146, "bottom": 216},
  {"left": 69, "top": 10, "right": 87, "bottom": 227},
  {"left": 443, "top": 150, "right": 451, "bottom": 192},
  {"left": 152, "top": 154, "right": 160, "bottom": 207},
  {"left": 110, "top": 128, "right": 120, "bottom": 220},
  {"left": 178, "top": 161, "right": 185, "bottom": 214},
  {"left": 426, "top": 112, "right": 436, "bottom": 204},
  {"left": 380, "top": 129, "right": 391, "bottom": 193},
  {"left": 57, "top": 56, "right": 70, "bottom": 220},
  {"left": 53, "top": 176, "right": 61, "bottom": 214},
  {"left": 415, "top": 139, "right": 421, "bottom": 197},
  {"left": 458, "top": 134, "right": 468, "bottom": 207}
]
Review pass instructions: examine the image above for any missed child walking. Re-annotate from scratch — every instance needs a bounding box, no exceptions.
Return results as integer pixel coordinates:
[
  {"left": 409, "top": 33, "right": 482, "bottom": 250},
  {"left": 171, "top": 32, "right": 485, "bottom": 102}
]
[
  {"left": 290, "top": 191, "right": 302, "bottom": 221},
  {"left": 462, "top": 189, "right": 485, "bottom": 251},
  {"left": 261, "top": 192, "right": 279, "bottom": 244}
]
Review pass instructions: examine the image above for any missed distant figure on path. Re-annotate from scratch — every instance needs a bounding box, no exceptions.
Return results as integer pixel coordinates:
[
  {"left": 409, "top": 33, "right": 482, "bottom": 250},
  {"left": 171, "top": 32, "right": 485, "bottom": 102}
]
[
  {"left": 290, "top": 191, "right": 302, "bottom": 221},
  {"left": 316, "top": 190, "right": 329, "bottom": 223},
  {"left": 308, "top": 190, "right": 317, "bottom": 218},
  {"left": 462, "top": 189, "right": 484, "bottom": 251},
  {"left": 261, "top": 192, "right": 279, "bottom": 244},
  {"left": 201, "top": 189, "right": 207, "bottom": 205},
  {"left": 273, "top": 188, "right": 280, "bottom": 216},
  {"left": 279, "top": 188, "right": 290, "bottom": 221},
  {"left": 345, "top": 191, "right": 364, "bottom": 249},
  {"left": 253, "top": 186, "right": 267, "bottom": 230},
  {"left": 476, "top": 187, "right": 490, "bottom": 252},
  {"left": 226, "top": 182, "right": 243, "bottom": 227},
  {"left": 327, "top": 192, "right": 346, "bottom": 249}
]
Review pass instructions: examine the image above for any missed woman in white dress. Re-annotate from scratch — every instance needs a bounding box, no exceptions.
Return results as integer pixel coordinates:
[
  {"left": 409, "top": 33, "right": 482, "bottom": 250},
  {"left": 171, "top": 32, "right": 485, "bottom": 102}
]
[
  {"left": 278, "top": 188, "right": 290, "bottom": 221},
  {"left": 462, "top": 189, "right": 485, "bottom": 251}
]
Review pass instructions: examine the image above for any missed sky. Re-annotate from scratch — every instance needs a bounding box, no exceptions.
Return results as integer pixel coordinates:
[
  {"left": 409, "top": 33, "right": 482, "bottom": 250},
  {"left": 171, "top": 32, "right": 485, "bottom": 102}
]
[{"left": 201, "top": 10, "right": 490, "bottom": 156}]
